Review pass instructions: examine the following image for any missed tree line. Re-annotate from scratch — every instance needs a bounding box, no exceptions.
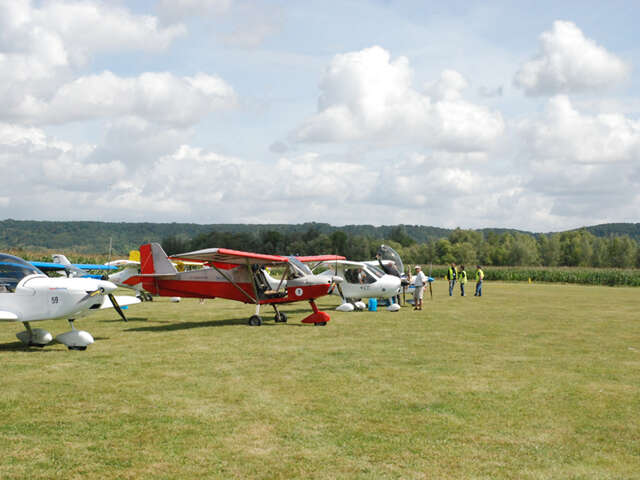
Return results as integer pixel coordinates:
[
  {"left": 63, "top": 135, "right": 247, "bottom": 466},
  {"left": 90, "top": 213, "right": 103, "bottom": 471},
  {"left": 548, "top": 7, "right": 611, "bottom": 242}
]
[{"left": 162, "top": 226, "right": 640, "bottom": 269}]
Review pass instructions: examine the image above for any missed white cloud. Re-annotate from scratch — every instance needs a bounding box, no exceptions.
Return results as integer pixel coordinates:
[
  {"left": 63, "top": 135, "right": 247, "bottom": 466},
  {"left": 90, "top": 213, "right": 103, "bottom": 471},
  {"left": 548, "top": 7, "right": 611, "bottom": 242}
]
[
  {"left": 293, "top": 46, "right": 504, "bottom": 152},
  {"left": 518, "top": 95, "right": 640, "bottom": 164},
  {"left": 156, "top": 0, "right": 231, "bottom": 22},
  {"left": 0, "top": 1, "right": 200, "bottom": 126},
  {"left": 515, "top": 20, "right": 629, "bottom": 96},
  {"left": 3, "top": 71, "right": 236, "bottom": 126},
  {"left": 0, "top": 1, "right": 184, "bottom": 67}
]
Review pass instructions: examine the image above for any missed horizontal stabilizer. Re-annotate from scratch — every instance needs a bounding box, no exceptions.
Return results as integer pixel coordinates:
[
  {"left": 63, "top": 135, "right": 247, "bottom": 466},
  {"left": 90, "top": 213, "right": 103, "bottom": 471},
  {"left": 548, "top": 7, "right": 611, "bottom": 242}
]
[{"left": 100, "top": 295, "right": 142, "bottom": 309}]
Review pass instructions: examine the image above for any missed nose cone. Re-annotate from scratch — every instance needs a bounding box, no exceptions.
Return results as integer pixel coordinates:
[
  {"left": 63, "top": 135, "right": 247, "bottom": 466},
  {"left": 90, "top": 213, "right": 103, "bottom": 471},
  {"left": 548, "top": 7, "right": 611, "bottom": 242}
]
[
  {"left": 383, "top": 275, "right": 402, "bottom": 294},
  {"left": 98, "top": 280, "right": 118, "bottom": 294}
]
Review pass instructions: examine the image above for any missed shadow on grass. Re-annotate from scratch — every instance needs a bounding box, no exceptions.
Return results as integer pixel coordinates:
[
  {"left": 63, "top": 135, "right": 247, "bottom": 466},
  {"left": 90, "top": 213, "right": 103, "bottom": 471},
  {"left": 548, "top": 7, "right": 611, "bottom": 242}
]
[
  {"left": 98, "top": 317, "right": 151, "bottom": 323},
  {"left": 0, "top": 341, "right": 61, "bottom": 352},
  {"left": 125, "top": 317, "right": 309, "bottom": 332}
]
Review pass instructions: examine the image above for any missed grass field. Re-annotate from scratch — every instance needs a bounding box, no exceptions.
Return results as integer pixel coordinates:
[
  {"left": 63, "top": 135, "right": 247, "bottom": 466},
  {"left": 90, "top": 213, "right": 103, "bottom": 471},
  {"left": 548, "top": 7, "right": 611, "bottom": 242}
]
[{"left": 1, "top": 281, "right": 639, "bottom": 479}]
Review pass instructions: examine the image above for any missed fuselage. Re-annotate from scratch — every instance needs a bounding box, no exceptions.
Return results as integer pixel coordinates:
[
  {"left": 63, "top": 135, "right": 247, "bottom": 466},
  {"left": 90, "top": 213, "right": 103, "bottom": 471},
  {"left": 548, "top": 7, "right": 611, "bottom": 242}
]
[
  {"left": 319, "top": 264, "right": 401, "bottom": 300},
  {"left": 1, "top": 274, "right": 117, "bottom": 322},
  {"left": 126, "top": 266, "right": 333, "bottom": 304}
]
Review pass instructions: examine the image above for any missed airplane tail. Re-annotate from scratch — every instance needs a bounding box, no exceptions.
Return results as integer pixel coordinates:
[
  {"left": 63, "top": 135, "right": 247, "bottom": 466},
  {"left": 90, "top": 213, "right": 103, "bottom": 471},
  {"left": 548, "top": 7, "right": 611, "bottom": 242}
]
[
  {"left": 52, "top": 254, "right": 88, "bottom": 278},
  {"left": 140, "top": 243, "right": 177, "bottom": 275},
  {"left": 139, "top": 243, "right": 177, "bottom": 294},
  {"left": 52, "top": 254, "right": 72, "bottom": 266}
]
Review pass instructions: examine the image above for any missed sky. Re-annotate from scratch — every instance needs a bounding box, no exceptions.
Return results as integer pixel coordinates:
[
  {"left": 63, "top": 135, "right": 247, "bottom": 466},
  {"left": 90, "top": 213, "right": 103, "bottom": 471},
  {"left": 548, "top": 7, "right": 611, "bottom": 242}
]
[{"left": 1, "top": 0, "right": 640, "bottom": 233}]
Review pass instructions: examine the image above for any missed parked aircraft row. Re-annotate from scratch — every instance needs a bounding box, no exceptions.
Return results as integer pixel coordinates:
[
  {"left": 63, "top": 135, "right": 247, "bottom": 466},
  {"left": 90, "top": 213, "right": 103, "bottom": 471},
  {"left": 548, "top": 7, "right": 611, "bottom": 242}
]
[{"left": 1, "top": 244, "right": 408, "bottom": 350}]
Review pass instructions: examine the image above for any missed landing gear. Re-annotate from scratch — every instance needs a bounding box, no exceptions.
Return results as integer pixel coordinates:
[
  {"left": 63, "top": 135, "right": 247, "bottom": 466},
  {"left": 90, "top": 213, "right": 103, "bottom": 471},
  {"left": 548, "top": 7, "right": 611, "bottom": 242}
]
[
  {"left": 301, "top": 300, "right": 331, "bottom": 326},
  {"left": 249, "top": 315, "right": 263, "bottom": 326},
  {"left": 137, "top": 292, "right": 154, "bottom": 302},
  {"left": 273, "top": 305, "right": 287, "bottom": 323},
  {"left": 16, "top": 322, "right": 53, "bottom": 347},
  {"left": 55, "top": 319, "right": 94, "bottom": 350}
]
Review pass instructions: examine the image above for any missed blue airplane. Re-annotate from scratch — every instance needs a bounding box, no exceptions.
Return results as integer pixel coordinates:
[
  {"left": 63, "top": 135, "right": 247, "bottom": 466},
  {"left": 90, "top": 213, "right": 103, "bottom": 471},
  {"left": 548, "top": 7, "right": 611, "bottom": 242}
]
[{"left": 30, "top": 254, "right": 116, "bottom": 279}]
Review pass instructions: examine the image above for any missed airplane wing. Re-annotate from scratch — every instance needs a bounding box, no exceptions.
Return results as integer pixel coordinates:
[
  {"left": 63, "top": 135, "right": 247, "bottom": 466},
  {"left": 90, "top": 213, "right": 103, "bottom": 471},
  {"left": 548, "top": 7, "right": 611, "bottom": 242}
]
[
  {"left": 296, "top": 255, "right": 346, "bottom": 263},
  {"left": 0, "top": 310, "right": 19, "bottom": 321},
  {"left": 31, "top": 261, "right": 116, "bottom": 272},
  {"left": 171, "top": 248, "right": 290, "bottom": 266},
  {"left": 72, "top": 263, "right": 117, "bottom": 271},
  {"left": 315, "top": 259, "right": 366, "bottom": 267},
  {"left": 105, "top": 259, "right": 140, "bottom": 267},
  {"left": 30, "top": 261, "right": 67, "bottom": 272}
]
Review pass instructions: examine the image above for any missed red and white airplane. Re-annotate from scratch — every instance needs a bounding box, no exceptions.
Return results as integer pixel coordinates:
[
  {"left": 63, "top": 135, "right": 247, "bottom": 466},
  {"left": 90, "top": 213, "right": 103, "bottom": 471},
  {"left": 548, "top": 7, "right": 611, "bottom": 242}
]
[{"left": 124, "top": 243, "right": 345, "bottom": 326}]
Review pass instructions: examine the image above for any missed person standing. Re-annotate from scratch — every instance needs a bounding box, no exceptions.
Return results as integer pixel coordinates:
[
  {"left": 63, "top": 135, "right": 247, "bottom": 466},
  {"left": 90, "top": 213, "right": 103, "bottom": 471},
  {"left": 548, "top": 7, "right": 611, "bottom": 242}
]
[
  {"left": 447, "top": 262, "right": 457, "bottom": 296},
  {"left": 458, "top": 265, "right": 467, "bottom": 296},
  {"left": 474, "top": 265, "right": 484, "bottom": 297},
  {"left": 412, "top": 265, "right": 427, "bottom": 310}
]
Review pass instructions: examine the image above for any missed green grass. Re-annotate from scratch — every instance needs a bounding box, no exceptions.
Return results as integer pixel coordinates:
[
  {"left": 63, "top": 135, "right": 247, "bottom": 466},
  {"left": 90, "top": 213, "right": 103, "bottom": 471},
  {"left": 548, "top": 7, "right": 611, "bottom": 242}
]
[{"left": 1, "top": 281, "right": 639, "bottom": 479}]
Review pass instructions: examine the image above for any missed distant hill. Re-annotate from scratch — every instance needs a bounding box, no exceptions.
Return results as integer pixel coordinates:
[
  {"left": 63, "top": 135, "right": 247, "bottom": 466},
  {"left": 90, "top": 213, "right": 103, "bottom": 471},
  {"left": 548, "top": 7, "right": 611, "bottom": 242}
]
[
  {"left": 1, "top": 219, "right": 638, "bottom": 254},
  {"left": 581, "top": 223, "right": 640, "bottom": 242}
]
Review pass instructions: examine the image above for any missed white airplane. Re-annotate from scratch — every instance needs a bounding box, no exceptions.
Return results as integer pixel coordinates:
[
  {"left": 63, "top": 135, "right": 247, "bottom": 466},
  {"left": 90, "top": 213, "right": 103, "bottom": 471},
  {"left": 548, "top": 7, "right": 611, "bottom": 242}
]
[
  {"left": 312, "top": 260, "right": 402, "bottom": 312},
  {"left": 105, "top": 258, "right": 152, "bottom": 301},
  {"left": 0, "top": 252, "right": 140, "bottom": 350}
]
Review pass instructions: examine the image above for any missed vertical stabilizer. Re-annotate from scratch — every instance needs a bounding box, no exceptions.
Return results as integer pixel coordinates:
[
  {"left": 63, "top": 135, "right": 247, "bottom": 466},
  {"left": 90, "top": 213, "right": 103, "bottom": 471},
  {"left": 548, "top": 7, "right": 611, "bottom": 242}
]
[
  {"left": 52, "top": 254, "right": 72, "bottom": 266},
  {"left": 140, "top": 243, "right": 177, "bottom": 275}
]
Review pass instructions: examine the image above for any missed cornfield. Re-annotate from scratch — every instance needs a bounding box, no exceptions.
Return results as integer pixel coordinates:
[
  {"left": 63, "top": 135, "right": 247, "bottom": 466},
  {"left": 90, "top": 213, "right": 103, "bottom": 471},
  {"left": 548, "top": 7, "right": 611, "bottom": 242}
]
[{"left": 425, "top": 266, "right": 640, "bottom": 287}]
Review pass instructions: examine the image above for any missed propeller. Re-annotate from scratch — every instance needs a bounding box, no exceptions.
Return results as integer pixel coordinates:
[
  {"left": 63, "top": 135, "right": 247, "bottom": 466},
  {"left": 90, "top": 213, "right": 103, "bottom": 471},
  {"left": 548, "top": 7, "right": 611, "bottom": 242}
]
[{"left": 108, "top": 294, "right": 128, "bottom": 322}]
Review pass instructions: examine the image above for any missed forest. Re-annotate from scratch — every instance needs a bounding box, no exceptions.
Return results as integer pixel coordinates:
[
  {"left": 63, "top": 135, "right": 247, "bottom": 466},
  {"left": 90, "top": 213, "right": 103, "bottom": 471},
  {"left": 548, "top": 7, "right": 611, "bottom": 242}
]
[
  {"left": 163, "top": 225, "right": 640, "bottom": 269},
  {"left": 2, "top": 219, "right": 640, "bottom": 269}
]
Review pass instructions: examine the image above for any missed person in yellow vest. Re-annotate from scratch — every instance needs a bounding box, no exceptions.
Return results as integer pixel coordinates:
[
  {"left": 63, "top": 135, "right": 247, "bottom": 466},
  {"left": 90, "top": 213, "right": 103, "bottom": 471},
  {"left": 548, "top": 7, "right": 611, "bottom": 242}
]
[
  {"left": 474, "top": 265, "right": 484, "bottom": 296},
  {"left": 446, "top": 262, "right": 457, "bottom": 296},
  {"left": 458, "top": 265, "right": 467, "bottom": 296}
]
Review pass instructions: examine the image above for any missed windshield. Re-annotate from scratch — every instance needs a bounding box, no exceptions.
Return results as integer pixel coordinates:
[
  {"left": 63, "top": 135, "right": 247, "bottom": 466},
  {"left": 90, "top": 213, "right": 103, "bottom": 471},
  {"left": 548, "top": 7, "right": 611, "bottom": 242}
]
[
  {"left": 0, "top": 254, "right": 44, "bottom": 290},
  {"left": 367, "top": 265, "right": 385, "bottom": 278},
  {"left": 377, "top": 244, "right": 404, "bottom": 276},
  {"left": 286, "top": 256, "right": 312, "bottom": 278}
]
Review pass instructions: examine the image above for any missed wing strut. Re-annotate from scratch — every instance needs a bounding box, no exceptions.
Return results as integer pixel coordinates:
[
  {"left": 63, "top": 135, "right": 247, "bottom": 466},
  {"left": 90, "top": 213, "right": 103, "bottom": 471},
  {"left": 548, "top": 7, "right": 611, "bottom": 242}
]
[{"left": 209, "top": 263, "right": 257, "bottom": 303}]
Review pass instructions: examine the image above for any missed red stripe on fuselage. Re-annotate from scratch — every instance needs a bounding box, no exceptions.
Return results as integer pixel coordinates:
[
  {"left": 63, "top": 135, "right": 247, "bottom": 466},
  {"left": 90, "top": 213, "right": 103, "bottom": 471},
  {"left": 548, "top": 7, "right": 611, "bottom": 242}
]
[{"left": 152, "top": 279, "right": 331, "bottom": 304}]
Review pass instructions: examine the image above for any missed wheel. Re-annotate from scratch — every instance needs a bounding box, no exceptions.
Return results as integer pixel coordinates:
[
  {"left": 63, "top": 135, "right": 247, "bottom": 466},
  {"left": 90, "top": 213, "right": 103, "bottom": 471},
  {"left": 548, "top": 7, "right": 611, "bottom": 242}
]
[
  {"left": 249, "top": 315, "right": 263, "bottom": 326},
  {"left": 145, "top": 293, "right": 154, "bottom": 302},
  {"left": 314, "top": 321, "right": 327, "bottom": 326},
  {"left": 274, "top": 312, "right": 288, "bottom": 323}
]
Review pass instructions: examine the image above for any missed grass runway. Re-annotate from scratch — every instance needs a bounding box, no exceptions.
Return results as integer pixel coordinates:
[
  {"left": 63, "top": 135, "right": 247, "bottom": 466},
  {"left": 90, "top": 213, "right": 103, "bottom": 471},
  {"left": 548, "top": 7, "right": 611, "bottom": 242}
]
[{"left": 1, "top": 281, "right": 639, "bottom": 479}]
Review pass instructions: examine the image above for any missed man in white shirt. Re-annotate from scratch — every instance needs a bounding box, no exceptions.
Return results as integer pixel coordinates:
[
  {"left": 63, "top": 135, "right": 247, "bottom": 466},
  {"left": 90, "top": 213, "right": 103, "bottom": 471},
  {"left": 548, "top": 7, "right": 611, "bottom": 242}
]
[{"left": 412, "top": 265, "right": 427, "bottom": 310}]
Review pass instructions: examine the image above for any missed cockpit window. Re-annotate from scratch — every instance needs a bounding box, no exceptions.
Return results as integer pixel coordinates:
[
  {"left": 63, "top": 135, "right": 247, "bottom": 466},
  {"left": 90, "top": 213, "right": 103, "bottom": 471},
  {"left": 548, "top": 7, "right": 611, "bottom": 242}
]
[
  {"left": 0, "top": 254, "right": 44, "bottom": 290},
  {"left": 286, "top": 257, "right": 312, "bottom": 278},
  {"left": 368, "top": 265, "right": 385, "bottom": 278}
]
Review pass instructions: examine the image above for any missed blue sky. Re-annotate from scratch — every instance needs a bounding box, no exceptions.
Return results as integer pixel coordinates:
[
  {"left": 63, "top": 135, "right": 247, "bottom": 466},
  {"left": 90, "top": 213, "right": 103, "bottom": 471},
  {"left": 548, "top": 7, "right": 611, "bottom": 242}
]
[{"left": 2, "top": 0, "right": 639, "bottom": 232}]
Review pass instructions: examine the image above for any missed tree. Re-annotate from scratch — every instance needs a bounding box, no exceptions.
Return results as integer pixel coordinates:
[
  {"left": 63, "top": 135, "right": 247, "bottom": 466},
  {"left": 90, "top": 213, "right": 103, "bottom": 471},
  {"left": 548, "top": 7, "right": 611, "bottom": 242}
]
[
  {"left": 606, "top": 235, "right": 636, "bottom": 268},
  {"left": 390, "top": 226, "right": 416, "bottom": 247},
  {"left": 451, "top": 241, "right": 477, "bottom": 265},
  {"left": 162, "top": 235, "right": 190, "bottom": 256},
  {"left": 538, "top": 234, "right": 560, "bottom": 266},
  {"left": 330, "top": 231, "right": 348, "bottom": 256},
  {"left": 508, "top": 233, "right": 540, "bottom": 266},
  {"left": 434, "top": 239, "right": 454, "bottom": 264}
]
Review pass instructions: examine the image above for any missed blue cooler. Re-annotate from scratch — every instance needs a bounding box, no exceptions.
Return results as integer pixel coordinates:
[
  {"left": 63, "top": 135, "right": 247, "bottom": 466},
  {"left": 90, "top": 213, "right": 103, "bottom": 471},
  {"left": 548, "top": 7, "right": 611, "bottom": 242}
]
[{"left": 368, "top": 298, "right": 377, "bottom": 311}]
